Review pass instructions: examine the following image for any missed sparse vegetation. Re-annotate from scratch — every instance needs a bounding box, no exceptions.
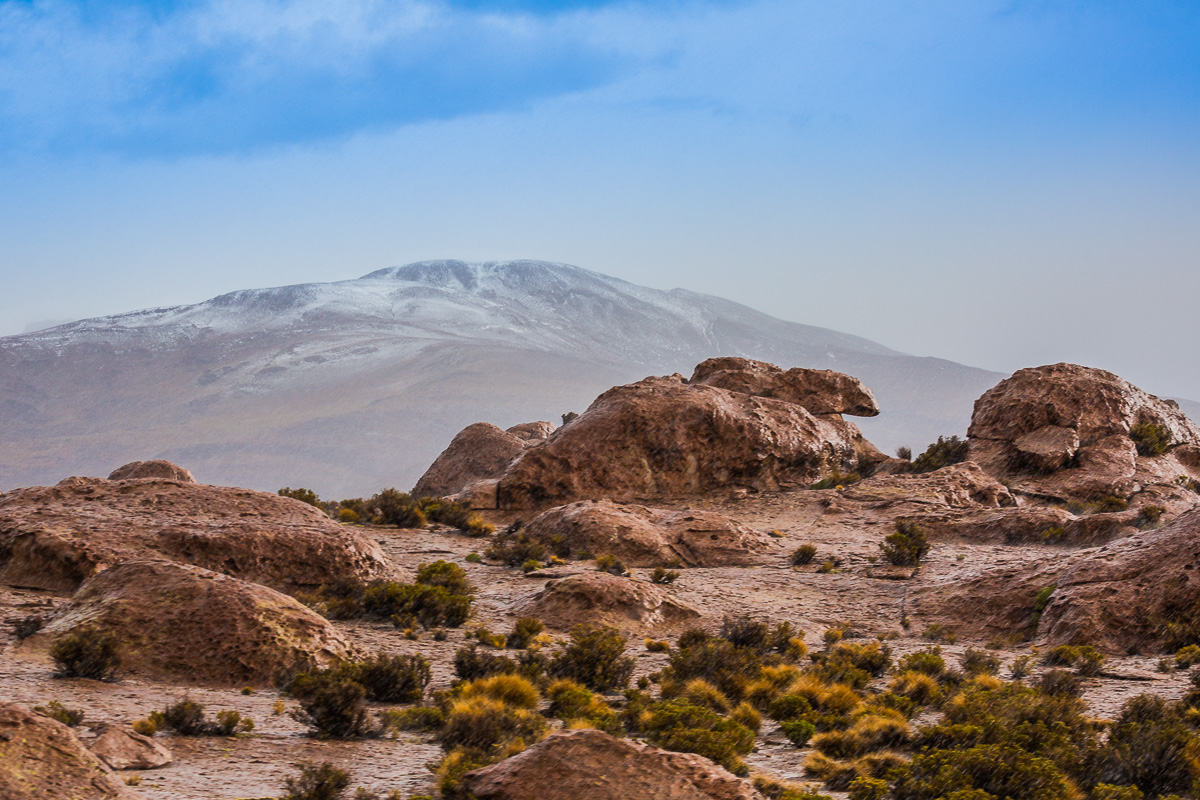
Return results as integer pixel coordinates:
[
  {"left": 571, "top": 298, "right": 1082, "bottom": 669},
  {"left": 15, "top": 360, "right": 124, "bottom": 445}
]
[
  {"left": 280, "top": 761, "right": 351, "bottom": 800},
  {"left": 811, "top": 471, "right": 862, "bottom": 490},
  {"left": 791, "top": 544, "right": 818, "bottom": 566},
  {"left": 1131, "top": 421, "right": 1172, "bottom": 456},
  {"left": 910, "top": 435, "right": 969, "bottom": 473},
  {"left": 880, "top": 521, "right": 930, "bottom": 566},
  {"left": 300, "top": 561, "right": 473, "bottom": 628},
  {"left": 34, "top": 700, "right": 84, "bottom": 727},
  {"left": 550, "top": 624, "right": 635, "bottom": 693},
  {"left": 152, "top": 697, "right": 254, "bottom": 736},
  {"left": 896, "top": 446, "right": 913, "bottom": 461},
  {"left": 595, "top": 553, "right": 627, "bottom": 576},
  {"left": 49, "top": 628, "right": 121, "bottom": 681},
  {"left": 278, "top": 487, "right": 322, "bottom": 507},
  {"left": 505, "top": 617, "right": 544, "bottom": 650},
  {"left": 651, "top": 566, "right": 680, "bottom": 584}
]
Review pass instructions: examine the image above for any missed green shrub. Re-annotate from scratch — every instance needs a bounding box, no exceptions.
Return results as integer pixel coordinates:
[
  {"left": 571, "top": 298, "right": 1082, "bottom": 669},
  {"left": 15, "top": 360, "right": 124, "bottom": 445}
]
[
  {"left": 897, "top": 647, "right": 946, "bottom": 677},
  {"left": 595, "top": 554, "right": 627, "bottom": 576},
  {"left": 651, "top": 566, "right": 680, "bottom": 584},
  {"left": 848, "top": 776, "right": 889, "bottom": 800},
  {"left": 355, "top": 654, "right": 431, "bottom": 703},
  {"left": 781, "top": 718, "right": 817, "bottom": 746},
  {"left": 550, "top": 625, "right": 635, "bottom": 693},
  {"left": 1136, "top": 505, "right": 1164, "bottom": 528},
  {"left": 1011, "top": 655, "right": 1034, "bottom": 679},
  {"left": 960, "top": 647, "right": 1001, "bottom": 676},
  {"left": 1042, "top": 644, "right": 1106, "bottom": 676},
  {"left": 665, "top": 637, "right": 763, "bottom": 702},
  {"left": 643, "top": 699, "right": 755, "bottom": 775},
  {"left": 281, "top": 760, "right": 351, "bottom": 800},
  {"left": 34, "top": 700, "right": 84, "bottom": 727},
  {"left": 369, "top": 488, "right": 427, "bottom": 527},
  {"left": 792, "top": 544, "right": 818, "bottom": 566},
  {"left": 279, "top": 487, "right": 322, "bottom": 507},
  {"left": 453, "top": 646, "right": 519, "bottom": 681},
  {"left": 286, "top": 673, "right": 373, "bottom": 739},
  {"left": 439, "top": 696, "right": 547, "bottom": 753},
  {"left": 49, "top": 628, "right": 121, "bottom": 681},
  {"left": 893, "top": 743, "right": 1076, "bottom": 800},
  {"left": 881, "top": 521, "right": 930, "bottom": 566},
  {"left": 1175, "top": 644, "right": 1200, "bottom": 667},
  {"left": 1090, "top": 785, "right": 1144, "bottom": 800},
  {"left": 506, "top": 617, "right": 545, "bottom": 650},
  {"left": 460, "top": 674, "right": 540, "bottom": 709},
  {"left": 1131, "top": 422, "right": 1172, "bottom": 457},
  {"left": 465, "top": 552, "right": 482, "bottom": 564},
  {"left": 214, "top": 709, "right": 254, "bottom": 736},
  {"left": 416, "top": 497, "right": 494, "bottom": 536},
  {"left": 896, "top": 446, "right": 913, "bottom": 461},
  {"left": 545, "top": 679, "right": 621, "bottom": 734},
  {"left": 645, "top": 638, "right": 670, "bottom": 653},
  {"left": 911, "top": 435, "right": 969, "bottom": 473},
  {"left": 379, "top": 706, "right": 445, "bottom": 733},
  {"left": 160, "top": 698, "right": 208, "bottom": 736},
  {"left": 415, "top": 560, "right": 474, "bottom": 596},
  {"left": 1093, "top": 694, "right": 1198, "bottom": 798},
  {"left": 484, "top": 522, "right": 551, "bottom": 566}
]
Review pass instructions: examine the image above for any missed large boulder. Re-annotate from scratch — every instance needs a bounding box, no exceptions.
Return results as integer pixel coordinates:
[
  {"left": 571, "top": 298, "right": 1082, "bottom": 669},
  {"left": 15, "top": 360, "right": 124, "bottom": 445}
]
[
  {"left": 463, "top": 728, "right": 763, "bottom": 800},
  {"left": 519, "top": 572, "right": 700, "bottom": 632},
  {"left": 968, "top": 364, "right": 1200, "bottom": 500},
  {"left": 87, "top": 726, "right": 172, "bottom": 771},
  {"left": 910, "top": 510, "right": 1200, "bottom": 653},
  {"left": 0, "top": 475, "right": 390, "bottom": 593},
  {"left": 27, "top": 560, "right": 355, "bottom": 686},
  {"left": 0, "top": 702, "right": 139, "bottom": 800},
  {"left": 690, "top": 356, "right": 880, "bottom": 417},
  {"left": 412, "top": 422, "right": 530, "bottom": 498},
  {"left": 496, "top": 367, "right": 886, "bottom": 509},
  {"left": 107, "top": 459, "right": 194, "bottom": 483},
  {"left": 520, "top": 500, "right": 779, "bottom": 567}
]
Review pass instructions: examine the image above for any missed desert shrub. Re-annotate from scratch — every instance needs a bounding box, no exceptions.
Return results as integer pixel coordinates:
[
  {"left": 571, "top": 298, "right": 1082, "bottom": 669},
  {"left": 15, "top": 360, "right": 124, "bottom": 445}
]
[
  {"left": 281, "top": 761, "right": 352, "bottom": 800},
  {"left": 730, "top": 701, "right": 762, "bottom": 733},
  {"left": 550, "top": 624, "right": 635, "bottom": 693},
  {"left": 12, "top": 614, "right": 43, "bottom": 640},
  {"left": 680, "top": 678, "right": 732, "bottom": 713},
  {"left": 645, "top": 638, "right": 670, "bottom": 653},
  {"left": 214, "top": 709, "right": 254, "bottom": 735},
  {"left": 1175, "top": 644, "right": 1200, "bottom": 667},
  {"left": 896, "top": 446, "right": 913, "bottom": 461},
  {"left": 1136, "top": 504, "right": 1164, "bottom": 528},
  {"left": 881, "top": 521, "right": 930, "bottom": 566},
  {"left": 160, "top": 698, "right": 207, "bottom": 736},
  {"left": 49, "top": 628, "right": 121, "bottom": 681},
  {"left": 1090, "top": 495, "right": 1130, "bottom": 513},
  {"left": 286, "top": 673, "right": 372, "bottom": 739},
  {"left": 848, "top": 776, "right": 889, "bottom": 800},
  {"left": 755, "top": 775, "right": 833, "bottom": 800},
  {"left": 417, "top": 497, "right": 493, "bottom": 536},
  {"left": 1093, "top": 694, "right": 1199, "bottom": 798},
  {"left": 354, "top": 654, "right": 431, "bottom": 703},
  {"left": 595, "top": 553, "right": 627, "bottom": 576},
  {"left": 897, "top": 647, "right": 946, "bottom": 677},
  {"left": 415, "top": 560, "right": 473, "bottom": 596},
  {"left": 460, "top": 674, "right": 540, "bottom": 709},
  {"left": 643, "top": 699, "right": 755, "bottom": 775},
  {"left": 889, "top": 671, "right": 942, "bottom": 706},
  {"left": 472, "top": 626, "right": 506, "bottom": 648},
  {"left": 811, "top": 471, "right": 862, "bottom": 490},
  {"left": 368, "top": 489, "right": 427, "bottom": 527},
  {"left": 720, "top": 615, "right": 804, "bottom": 659},
  {"left": 1131, "top": 422, "right": 1172, "bottom": 457},
  {"left": 812, "top": 712, "right": 910, "bottom": 758},
  {"left": 651, "top": 566, "right": 680, "bottom": 584},
  {"left": 1041, "top": 645, "right": 1106, "bottom": 676},
  {"left": 545, "top": 679, "right": 621, "bottom": 734},
  {"left": 791, "top": 544, "right": 819, "bottom": 566},
  {"left": 893, "top": 744, "right": 1075, "bottom": 800},
  {"left": 379, "top": 706, "right": 445, "bottom": 735},
  {"left": 279, "top": 487, "right": 322, "bottom": 507},
  {"left": 439, "top": 696, "right": 547, "bottom": 753},
  {"left": 361, "top": 583, "right": 471, "bottom": 628},
  {"left": 1011, "top": 654, "right": 1034, "bottom": 679},
  {"left": 665, "top": 637, "right": 764, "bottom": 702},
  {"left": 960, "top": 647, "right": 1001, "bottom": 676},
  {"left": 781, "top": 717, "right": 818, "bottom": 746},
  {"left": 337, "top": 508, "right": 360, "bottom": 523},
  {"left": 911, "top": 435, "right": 969, "bottom": 474},
  {"left": 505, "top": 617, "right": 544, "bottom": 650},
  {"left": 453, "top": 646, "right": 519, "bottom": 681},
  {"left": 816, "top": 557, "right": 841, "bottom": 574},
  {"left": 484, "top": 525, "right": 552, "bottom": 567},
  {"left": 34, "top": 700, "right": 84, "bottom": 727},
  {"left": 920, "top": 623, "right": 957, "bottom": 643},
  {"left": 1037, "top": 668, "right": 1082, "bottom": 697},
  {"left": 1090, "top": 785, "right": 1144, "bottom": 800}
]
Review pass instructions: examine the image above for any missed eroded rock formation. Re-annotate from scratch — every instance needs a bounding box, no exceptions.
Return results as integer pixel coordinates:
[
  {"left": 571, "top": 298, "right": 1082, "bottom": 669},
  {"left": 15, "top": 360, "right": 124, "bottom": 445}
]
[{"left": 518, "top": 572, "right": 699, "bottom": 632}]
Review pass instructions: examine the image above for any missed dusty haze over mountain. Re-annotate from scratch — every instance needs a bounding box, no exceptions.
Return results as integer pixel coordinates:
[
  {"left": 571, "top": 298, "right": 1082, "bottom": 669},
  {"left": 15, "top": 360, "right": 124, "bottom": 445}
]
[{"left": 0, "top": 260, "right": 1004, "bottom": 497}]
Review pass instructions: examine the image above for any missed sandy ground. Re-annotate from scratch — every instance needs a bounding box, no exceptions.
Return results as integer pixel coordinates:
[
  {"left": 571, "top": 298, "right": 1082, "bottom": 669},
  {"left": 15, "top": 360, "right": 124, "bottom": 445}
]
[{"left": 2, "top": 487, "right": 1193, "bottom": 798}]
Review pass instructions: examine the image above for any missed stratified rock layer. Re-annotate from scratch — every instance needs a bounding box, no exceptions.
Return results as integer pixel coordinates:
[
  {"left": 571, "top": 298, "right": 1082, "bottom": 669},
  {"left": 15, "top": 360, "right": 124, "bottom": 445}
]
[
  {"left": 521, "top": 500, "right": 778, "bottom": 567},
  {"left": 30, "top": 560, "right": 354, "bottom": 686},
  {"left": 496, "top": 364, "right": 886, "bottom": 509},
  {"left": 0, "top": 703, "right": 138, "bottom": 800},
  {"left": 0, "top": 475, "right": 390, "bottom": 593}
]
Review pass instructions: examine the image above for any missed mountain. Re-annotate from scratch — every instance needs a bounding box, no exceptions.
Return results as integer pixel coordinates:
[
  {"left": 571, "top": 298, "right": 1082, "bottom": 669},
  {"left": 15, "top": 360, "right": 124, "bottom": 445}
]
[{"left": 0, "top": 259, "right": 1005, "bottom": 497}]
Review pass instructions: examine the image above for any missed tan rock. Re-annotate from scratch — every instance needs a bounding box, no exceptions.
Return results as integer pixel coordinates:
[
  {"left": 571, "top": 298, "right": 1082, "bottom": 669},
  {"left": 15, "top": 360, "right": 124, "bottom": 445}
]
[
  {"left": 88, "top": 725, "right": 172, "bottom": 770},
  {"left": 28, "top": 560, "right": 355, "bottom": 686},
  {"left": 497, "top": 367, "right": 886, "bottom": 509},
  {"left": 107, "top": 459, "right": 195, "bottom": 483},
  {"left": 0, "top": 476, "right": 389, "bottom": 593},
  {"left": 521, "top": 500, "right": 778, "bottom": 567},
  {"left": 0, "top": 702, "right": 139, "bottom": 800},
  {"left": 840, "top": 462, "right": 1016, "bottom": 509},
  {"left": 519, "top": 572, "right": 699, "bottom": 632},
  {"left": 690, "top": 356, "right": 879, "bottom": 416},
  {"left": 463, "top": 728, "right": 763, "bottom": 800},
  {"left": 1013, "top": 425, "right": 1080, "bottom": 472},
  {"left": 412, "top": 422, "right": 528, "bottom": 498},
  {"left": 506, "top": 421, "right": 555, "bottom": 442}
]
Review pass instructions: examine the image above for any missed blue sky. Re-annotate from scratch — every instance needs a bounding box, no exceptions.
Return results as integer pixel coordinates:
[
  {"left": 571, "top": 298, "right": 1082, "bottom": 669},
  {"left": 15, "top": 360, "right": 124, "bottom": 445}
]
[{"left": 2, "top": 0, "right": 1199, "bottom": 399}]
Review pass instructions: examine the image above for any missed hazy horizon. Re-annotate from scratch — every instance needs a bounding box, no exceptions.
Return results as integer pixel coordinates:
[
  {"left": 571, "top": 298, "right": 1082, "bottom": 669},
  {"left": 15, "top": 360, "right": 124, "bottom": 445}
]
[{"left": 2, "top": 1, "right": 1198, "bottom": 399}]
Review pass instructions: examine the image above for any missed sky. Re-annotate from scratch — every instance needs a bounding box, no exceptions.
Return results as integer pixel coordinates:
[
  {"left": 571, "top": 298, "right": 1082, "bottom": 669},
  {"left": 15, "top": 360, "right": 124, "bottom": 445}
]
[{"left": 1, "top": 0, "right": 1199, "bottom": 399}]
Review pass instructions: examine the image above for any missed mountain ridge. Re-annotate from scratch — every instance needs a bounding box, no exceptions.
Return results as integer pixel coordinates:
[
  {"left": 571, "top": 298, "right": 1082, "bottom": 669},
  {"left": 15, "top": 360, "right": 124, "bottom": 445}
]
[{"left": 1, "top": 259, "right": 1003, "bottom": 496}]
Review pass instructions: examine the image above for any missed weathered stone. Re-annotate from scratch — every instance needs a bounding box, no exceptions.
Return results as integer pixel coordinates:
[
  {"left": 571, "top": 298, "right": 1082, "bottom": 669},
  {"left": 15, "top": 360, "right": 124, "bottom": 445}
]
[
  {"left": 521, "top": 500, "right": 779, "bottom": 567},
  {"left": 0, "top": 476, "right": 389, "bottom": 593},
  {"left": 27, "top": 560, "right": 355, "bottom": 686},
  {"left": 88, "top": 725, "right": 172, "bottom": 770},
  {"left": 690, "top": 356, "right": 879, "bottom": 416},
  {"left": 1013, "top": 425, "right": 1080, "bottom": 472},
  {"left": 412, "top": 422, "right": 528, "bottom": 498},
  {"left": 518, "top": 572, "right": 699, "bottom": 632},
  {"left": 840, "top": 462, "right": 1016, "bottom": 509},
  {"left": 497, "top": 367, "right": 886, "bottom": 509},
  {"left": 463, "top": 728, "right": 764, "bottom": 800},
  {"left": 0, "top": 703, "right": 138, "bottom": 800},
  {"left": 505, "top": 421, "right": 555, "bottom": 442},
  {"left": 108, "top": 459, "right": 194, "bottom": 483}
]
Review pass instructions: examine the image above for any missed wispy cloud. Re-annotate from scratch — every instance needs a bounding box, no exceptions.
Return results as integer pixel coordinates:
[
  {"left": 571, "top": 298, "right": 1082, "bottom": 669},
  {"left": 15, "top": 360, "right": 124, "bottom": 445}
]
[{"left": 0, "top": 0, "right": 636, "bottom": 157}]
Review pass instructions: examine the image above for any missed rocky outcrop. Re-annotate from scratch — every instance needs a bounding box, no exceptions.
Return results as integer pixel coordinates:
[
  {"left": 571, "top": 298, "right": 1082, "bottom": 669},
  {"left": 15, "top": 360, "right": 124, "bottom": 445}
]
[
  {"left": 506, "top": 421, "right": 555, "bottom": 442},
  {"left": 0, "top": 703, "right": 139, "bottom": 800},
  {"left": 521, "top": 501, "right": 778, "bottom": 567},
  {"left": 0, "top": 476, "right": 389, "bottom": 593},
  {"left": 463, "top": 728, "right": 763, "bottom": 800},
  {"left": 108, "top": 459, "right": 195, "bottom": 483},
  {"left": 496, "top": 365, "right": 887, "bottom": 509},
  {"left": 87, "top": 726, "right": 172, "bottom": 770},
  {"left": 910, "top": 510, "right": 1200, "bottom": 652},
  {"left": 27, "top": 560, "right": 354, "bottom": 686},
  {"left": 690, "top": 357, "right": 880, "bottom": 417},
  {"left": 968, "top": 364, "right": 1200, "bottom": 500},
  {"left": 412, "top": 423, "right": 530, "bottom": 498},
  {"left": 840, "top": 462, "right": 1016, "bottom": 510},
  {"left": 519, "top": 572, "right": 699, "bottom": 632}
]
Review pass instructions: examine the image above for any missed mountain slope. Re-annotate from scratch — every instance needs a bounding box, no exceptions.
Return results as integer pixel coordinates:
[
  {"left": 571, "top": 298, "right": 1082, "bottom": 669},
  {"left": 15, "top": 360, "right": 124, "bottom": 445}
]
[{"left": 0, "top": 260, "right": 1003, "bottom": 496}]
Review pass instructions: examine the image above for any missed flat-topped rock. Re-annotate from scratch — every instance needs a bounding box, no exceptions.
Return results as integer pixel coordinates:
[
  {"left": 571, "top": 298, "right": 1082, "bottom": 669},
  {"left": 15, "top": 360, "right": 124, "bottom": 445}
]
[
  {"left": 690, "top": 356, "right": 880, "bottom": 417},
  {"left": 107, "top": 459, "right": 195, "bottom": 483}
]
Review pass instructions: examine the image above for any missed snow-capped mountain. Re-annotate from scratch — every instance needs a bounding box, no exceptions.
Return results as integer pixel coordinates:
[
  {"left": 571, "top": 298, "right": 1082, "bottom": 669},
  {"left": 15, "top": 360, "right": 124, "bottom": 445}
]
[{"left": 0, "top": 260, "right": 1003, "bottom": 496}]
